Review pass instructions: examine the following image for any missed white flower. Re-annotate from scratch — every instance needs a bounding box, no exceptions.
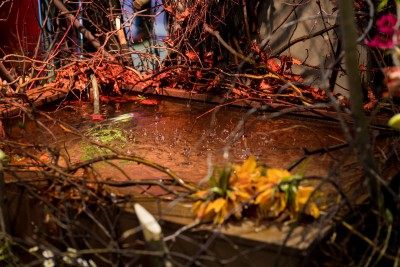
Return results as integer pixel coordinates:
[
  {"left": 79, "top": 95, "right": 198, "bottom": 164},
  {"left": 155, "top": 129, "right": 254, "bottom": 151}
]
[
  {"left": 77, "top": 258, "right": 89, "bottom": 267},
  {"left": 63, "top": 256, "right": 73, "bottom": 264},
  {"left": 43, "top": 259, "right": 55, "bottom": 267},
  {"left": 88, "top": 259, "right": 97, "bottom": 267},
  {"left": 67, "top": 247, "right": 78, "bottom": 258},
  {"left": 28, "top": 246, "right": 39, "bottom": 253},
  {"left": 42, "top": 250, "right": 54, "bottom": 258}
]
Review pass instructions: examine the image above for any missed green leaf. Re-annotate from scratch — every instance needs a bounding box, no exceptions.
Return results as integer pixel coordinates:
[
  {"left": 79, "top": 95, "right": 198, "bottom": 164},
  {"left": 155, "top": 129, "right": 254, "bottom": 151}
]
[
  {"left": 218, "top": 165, "right": 232, "bottom": 193},
  {"left": 211, "top": 187, "right": 224, "bottom": 196},
  {"left": 280, "top": 183, "right": 289, "bottom": 192},
  {"left": 388, "top": 113, "right": 400, "bottom": 130},
  {"left": 294, "top": 158, "right": 308, "bottom": 178},
  {"left": 261, "top": 167, "right": 267, "bottom": 176},
  {"left": 385, "top": 208, "right": 393, "bottom": 224},
  {"left": 377, "top": 0, "right": 389, "bottom": 11},
  {"left": 226, "top": 190, "right": 233, "bottom": 199},
  {"left": 209, "top": 172, "right": 218, "bottom": 188}
]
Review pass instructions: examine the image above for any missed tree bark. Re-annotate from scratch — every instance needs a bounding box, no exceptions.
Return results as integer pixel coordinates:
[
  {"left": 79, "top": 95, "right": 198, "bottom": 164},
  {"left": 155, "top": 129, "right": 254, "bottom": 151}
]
[{"left": 338, "top": 0, "right": 382, "bottom": 208}]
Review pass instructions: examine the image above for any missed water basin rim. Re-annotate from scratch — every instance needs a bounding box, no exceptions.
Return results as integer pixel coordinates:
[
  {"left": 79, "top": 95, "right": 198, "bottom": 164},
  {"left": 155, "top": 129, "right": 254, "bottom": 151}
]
[{"left": 123, "top": 85, "right": 390, "bottom": 128}]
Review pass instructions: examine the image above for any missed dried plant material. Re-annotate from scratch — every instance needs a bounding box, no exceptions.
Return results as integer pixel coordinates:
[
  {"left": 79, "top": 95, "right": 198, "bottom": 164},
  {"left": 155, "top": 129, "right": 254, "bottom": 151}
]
[{"left": 383, "top": 66, "right": 400, "bottom": 97}]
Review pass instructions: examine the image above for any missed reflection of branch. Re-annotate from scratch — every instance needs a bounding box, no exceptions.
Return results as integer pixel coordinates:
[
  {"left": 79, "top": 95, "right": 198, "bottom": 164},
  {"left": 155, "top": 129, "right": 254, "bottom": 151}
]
[
  {"left": 36, "top": 111, "right": 197, "bottom": 192},
  {"left": 286, "top": 143, "right": 348, "bottom": 171},
  {"left": 226, "top": 103, "right": 330, "bottom": 145},
  {"left": 69, "top": 154, "right": 196, "bottom": 191},
  {"left": 84, "top": 179, "right": 190, "bottom": 196}
]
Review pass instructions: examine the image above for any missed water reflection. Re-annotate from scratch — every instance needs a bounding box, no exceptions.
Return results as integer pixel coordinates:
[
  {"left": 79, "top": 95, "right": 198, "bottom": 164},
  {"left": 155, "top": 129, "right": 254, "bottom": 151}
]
[
  {"left": 7, "top": 97, "right": 347, "bottom": 186},
  {"left": 88, "top": 98, "right": 342, "bottom": 181}
]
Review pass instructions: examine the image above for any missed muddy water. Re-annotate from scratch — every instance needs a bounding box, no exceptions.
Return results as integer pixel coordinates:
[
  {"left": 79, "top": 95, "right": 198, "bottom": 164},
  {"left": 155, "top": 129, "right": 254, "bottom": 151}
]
[{"left": 6, "top": 96, "right": 348, "bottom": 189}]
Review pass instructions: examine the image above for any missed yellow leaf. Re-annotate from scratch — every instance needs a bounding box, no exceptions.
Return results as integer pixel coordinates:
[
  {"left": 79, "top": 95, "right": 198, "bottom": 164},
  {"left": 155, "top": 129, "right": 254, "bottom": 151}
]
[
  {"left": 308, "top": 203, "right": 320, "bottom": 218},
  {"left": 204, "top": 202, "right": 215, "bottom": 216},
  {"left": 212, "top": 198, "right": 227, "bottom": 213},
  {"left": 255, "top": 182, "right": 275, "bottom": 193},
  {"left": 271, "top": 194, "right": 287, "bottom": 216},
  {"left": 191, "top": 190, "right": 209, "bottom": 198},
  {"left": 266, "top": 168, "right": 291, "bottom": 183},
  {"left": 294, "top": 186, "right": 321, "bottom": 219},
  {"left": 231, "top": 190, "right": 252, "bottom": 203},
  {"left": 194, "top": 202, "right": 216, "bottom": 222},
  {"left": 202, "top": 198, "right": 226, "bottom": 218},
  {"left": 234, "top": 181, "right": 256, "bottom": 195},
  {"left": 215, "top": 204, "right": 228, "bottom": 224},
  {"left": 193, "top": 200, "right": 207, "bottom": 218},
  {"left": 239, "top": 155, "right": 257, "bottom": 173},
  {"left": 295, "top": 186, "right": 315, "bottom": 208},
  {"left": 255, "top": 188, "right": 273, "bottom": 205},
  {"left": 233, "top": 156, "right": 263, "bottom": 186},
  {"left": 257, "top": 193, "right": 286, "bottom": 218}
]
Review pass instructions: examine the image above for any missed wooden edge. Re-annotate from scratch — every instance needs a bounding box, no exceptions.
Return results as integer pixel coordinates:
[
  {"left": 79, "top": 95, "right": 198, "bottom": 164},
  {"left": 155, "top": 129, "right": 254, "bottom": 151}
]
[
  {"left": 121, "top": 197, "right": 329, "bottom": 254},
  {"left": 0, "top": 88, "right": 67, "bottom": 118}
]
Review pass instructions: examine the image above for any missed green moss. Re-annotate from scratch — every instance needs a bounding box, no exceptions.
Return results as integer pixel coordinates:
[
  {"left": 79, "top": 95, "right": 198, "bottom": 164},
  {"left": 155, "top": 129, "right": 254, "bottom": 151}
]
[{"left": 79, "top": 125, "right": 130, "bottom": 160}]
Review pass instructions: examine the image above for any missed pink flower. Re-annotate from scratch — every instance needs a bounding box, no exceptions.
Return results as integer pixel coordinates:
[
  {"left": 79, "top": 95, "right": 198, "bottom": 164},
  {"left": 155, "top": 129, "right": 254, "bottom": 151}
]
[
  {"left": 377, "top": 14, "right": 397, "bottom": 35},
  {"left": 365, "top": 14, "right": 399, "bottom": 49},
  {"left": 365, "top": 35, "right": 394, "bottom": 49}
]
